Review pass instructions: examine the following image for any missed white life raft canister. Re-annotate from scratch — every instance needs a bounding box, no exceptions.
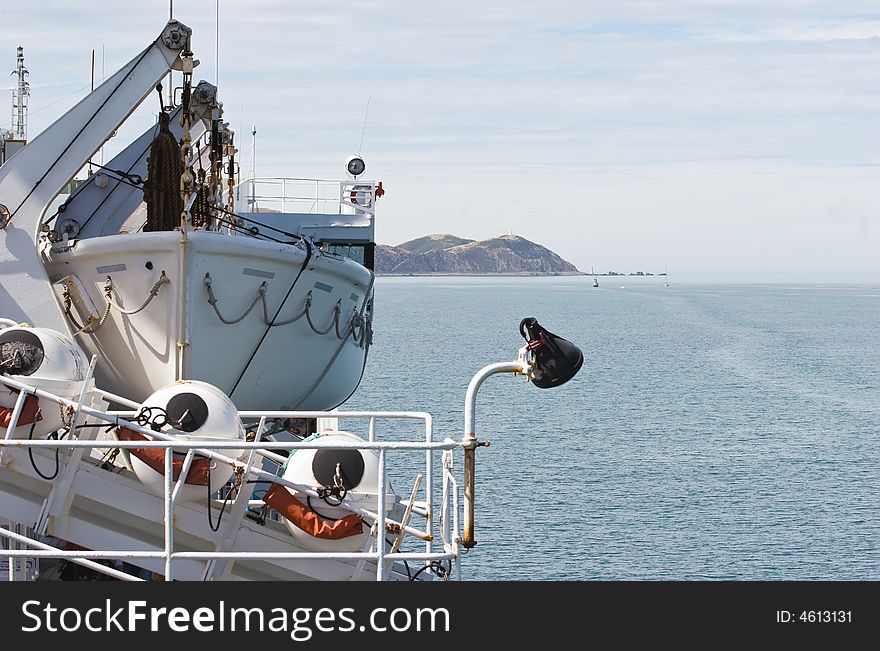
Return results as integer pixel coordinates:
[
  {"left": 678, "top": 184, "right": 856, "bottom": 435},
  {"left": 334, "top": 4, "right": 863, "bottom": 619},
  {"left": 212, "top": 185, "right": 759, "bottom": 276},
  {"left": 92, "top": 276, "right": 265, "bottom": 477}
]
[
  {"left": 0, "top": 325, "right": 90, "bottom": 439},
  {"left": 117, "top": 380, "right": 245, "bottom": 502},
  {"left": 267, "top": 430, "right": 396, "bottom": 552}
]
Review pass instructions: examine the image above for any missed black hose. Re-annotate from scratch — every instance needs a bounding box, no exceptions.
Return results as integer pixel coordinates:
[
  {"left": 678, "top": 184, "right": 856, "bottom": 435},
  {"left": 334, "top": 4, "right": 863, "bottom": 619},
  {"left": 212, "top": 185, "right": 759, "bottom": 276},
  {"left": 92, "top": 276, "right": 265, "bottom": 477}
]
[
  {"left": 27, "top": 411, "right": 63, "bottom": 482},
  {"left": 409, "top": 560, "right": 449, "bottom": 582},
  {"left": 306, "top": 496, "right": 344, "bottom": 520},
  {"left": 206, "top": 469, "right": 236, "bottom": 532}
]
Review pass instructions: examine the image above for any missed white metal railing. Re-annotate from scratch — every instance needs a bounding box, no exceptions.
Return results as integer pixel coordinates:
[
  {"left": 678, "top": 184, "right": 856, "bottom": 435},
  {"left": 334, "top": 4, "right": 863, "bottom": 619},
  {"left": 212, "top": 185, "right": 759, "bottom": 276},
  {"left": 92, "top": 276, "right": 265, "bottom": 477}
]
[
  {"left": 0, "top": 373, "right": 462, "bottom": 582},
  {"left": 0, "top": 330, "right": 541, "bottom": 583},
  {"left": 236, "top": 177, "right": 378, "bottom": 217}
]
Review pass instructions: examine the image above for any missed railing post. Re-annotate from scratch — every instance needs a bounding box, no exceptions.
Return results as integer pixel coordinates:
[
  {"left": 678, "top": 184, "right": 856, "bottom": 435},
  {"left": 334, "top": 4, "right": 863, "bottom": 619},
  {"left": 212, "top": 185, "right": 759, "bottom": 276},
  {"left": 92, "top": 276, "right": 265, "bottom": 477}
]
[
  {"left": 384, "top": 474, "right": 422, "bottom": 580},
  {"left": 6, "top": 521, "right": 15, "bottom": 581},
  {"left": 376, "top": 448, "right": 386, "bottom": 581},
  {"left": 35, "top": 355, "right": 98, "bottom": 535},
  {"left": 0, "top": 389, "right": 29, "bottom": 466},
  {"left": 425, "top": 414, "right": 433, "bottom": 555},
  {"left": 204, "top": 416, "right": 269, "bottom": 581},
  {"left": 170, "top": 450, "right": 195, "bottom": 504},
  {"left": 164, "top": 442, "right": 174, "bottom": 581}
]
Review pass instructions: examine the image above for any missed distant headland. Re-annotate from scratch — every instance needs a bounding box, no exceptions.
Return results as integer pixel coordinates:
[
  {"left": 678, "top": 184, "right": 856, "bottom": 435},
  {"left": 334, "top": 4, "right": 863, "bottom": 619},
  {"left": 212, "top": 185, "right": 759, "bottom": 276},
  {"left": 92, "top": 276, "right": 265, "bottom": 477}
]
[{"left": 375, "top": 234, "right": 580, "bottom": 275}]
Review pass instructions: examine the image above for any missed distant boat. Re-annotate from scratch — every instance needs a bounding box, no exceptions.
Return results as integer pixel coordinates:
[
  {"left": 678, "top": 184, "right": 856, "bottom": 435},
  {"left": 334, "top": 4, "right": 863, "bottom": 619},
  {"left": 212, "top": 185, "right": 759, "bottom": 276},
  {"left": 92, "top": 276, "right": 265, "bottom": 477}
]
[
  {"left": 665, "top": 265, "right": 670, "bottom": 287},
  {"left": 591, "top": 266, "right": 599, "bottom": 288}
]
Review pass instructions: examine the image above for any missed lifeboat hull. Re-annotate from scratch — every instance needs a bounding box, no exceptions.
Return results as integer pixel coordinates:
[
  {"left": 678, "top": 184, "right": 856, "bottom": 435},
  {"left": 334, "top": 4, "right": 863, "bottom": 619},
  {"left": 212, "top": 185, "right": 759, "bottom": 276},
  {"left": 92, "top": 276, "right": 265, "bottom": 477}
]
[{"left": 43, "top": 231, "right": 373, "bottom": 410}]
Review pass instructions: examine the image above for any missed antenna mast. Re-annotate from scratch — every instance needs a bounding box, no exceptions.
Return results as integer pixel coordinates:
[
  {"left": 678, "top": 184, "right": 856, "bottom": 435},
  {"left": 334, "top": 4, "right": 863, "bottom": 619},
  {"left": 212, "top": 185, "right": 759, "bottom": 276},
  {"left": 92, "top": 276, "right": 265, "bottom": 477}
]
[
  {"left": 251, "top": 126, "right": 257, "bottom": 178},
  {"left": 11, "top": 46, "right": 29, "bottom": 141},
  {"left": 167, "top": 0, "right": 174, "bottom": 108},
  {"left": 215, "top": 0, "right": 220, "bottom": 88},
  {"left": 358, "top": 93, "right": 371, "bottom": 154},
  {"left": 89, "top": 49, "right": 95, "bottom": 175}
]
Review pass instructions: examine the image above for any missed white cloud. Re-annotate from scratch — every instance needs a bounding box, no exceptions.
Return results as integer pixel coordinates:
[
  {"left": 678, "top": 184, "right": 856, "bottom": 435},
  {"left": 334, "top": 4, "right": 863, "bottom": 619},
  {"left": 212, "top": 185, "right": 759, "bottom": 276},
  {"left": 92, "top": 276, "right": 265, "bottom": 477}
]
[
  {"left": 1, "top": 0, "right": 878, "bottom": 277},
  {"left": 698, "top": 19, "right": 880, "bottom": 43}
]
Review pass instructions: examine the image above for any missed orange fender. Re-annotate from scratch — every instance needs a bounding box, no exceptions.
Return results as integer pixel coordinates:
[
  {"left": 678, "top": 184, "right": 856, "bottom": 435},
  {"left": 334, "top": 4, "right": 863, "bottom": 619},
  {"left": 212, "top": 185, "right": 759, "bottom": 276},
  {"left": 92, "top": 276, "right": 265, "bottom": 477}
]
[
  {"left": 0, "top": 394, "right": 40, "bottom": 428},
  {"left": 116, "top": 427, "right": 211, "bottom": 486},
  {"left": 264, "top": 483, "right": 363, "bottom": 540}
]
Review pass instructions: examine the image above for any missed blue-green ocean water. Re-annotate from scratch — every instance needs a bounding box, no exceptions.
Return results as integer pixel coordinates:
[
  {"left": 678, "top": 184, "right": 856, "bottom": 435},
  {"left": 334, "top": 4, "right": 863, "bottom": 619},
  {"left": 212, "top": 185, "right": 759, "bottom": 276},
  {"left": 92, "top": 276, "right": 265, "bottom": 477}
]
[{"left": 345, "top": 276, "right": 880, "bottom": 580}]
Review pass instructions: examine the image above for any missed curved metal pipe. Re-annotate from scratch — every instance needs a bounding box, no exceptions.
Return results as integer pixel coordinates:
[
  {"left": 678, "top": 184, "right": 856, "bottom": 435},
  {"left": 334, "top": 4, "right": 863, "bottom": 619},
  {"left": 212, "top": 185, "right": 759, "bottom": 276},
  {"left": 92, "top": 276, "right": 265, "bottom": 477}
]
[{"left": 462, "top": 359, "right": 528, "bottom": 549}]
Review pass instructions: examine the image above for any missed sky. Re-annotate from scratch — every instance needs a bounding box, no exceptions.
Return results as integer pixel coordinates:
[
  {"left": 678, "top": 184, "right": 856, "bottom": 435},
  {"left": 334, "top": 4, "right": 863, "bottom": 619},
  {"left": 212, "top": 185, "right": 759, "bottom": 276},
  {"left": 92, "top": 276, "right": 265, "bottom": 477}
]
[{"left": 1, "top": 0, "right": 878, "bottom": 280}]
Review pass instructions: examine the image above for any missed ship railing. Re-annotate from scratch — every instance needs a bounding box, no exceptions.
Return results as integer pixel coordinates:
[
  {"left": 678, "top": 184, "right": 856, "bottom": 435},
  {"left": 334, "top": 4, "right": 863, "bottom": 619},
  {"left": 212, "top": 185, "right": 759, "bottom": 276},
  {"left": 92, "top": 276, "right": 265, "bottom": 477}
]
[
  {"left": 0, "top": 373, "right": 463, "bottom": 582},
  {"left": 236, "top": 177, "right": 378, "bottom": 217}
]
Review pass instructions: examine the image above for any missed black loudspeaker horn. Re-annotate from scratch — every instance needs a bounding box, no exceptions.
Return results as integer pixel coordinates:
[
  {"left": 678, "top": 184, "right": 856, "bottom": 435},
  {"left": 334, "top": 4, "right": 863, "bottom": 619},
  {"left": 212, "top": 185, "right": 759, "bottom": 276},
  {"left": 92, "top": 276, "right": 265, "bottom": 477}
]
[{"left": 519, "top": 317, "right": 583, "bottom": 389}]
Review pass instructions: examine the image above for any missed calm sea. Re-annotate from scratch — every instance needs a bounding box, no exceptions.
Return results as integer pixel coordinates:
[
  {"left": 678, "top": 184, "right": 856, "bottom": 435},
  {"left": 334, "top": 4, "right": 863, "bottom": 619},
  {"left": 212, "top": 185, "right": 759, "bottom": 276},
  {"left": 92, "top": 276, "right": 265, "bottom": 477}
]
[{"left": 345, "top": 276, "right": 880, "bottom": 580}]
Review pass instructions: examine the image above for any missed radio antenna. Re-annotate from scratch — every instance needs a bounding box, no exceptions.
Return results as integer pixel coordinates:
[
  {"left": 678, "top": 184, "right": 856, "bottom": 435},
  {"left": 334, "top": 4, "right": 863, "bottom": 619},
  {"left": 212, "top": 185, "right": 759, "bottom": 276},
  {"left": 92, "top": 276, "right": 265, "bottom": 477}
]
[
  {"left": 167, "top": 0, "right": 174, "bottom": 108},
  {"left": 215, "top": 0, "right": 220, "bottom": 88},
  {"left": 89, "top": 48, "right": 95, "bottom": 175},
  {"left": 358, "top": 93, "right": 371, "bottom": 155}
]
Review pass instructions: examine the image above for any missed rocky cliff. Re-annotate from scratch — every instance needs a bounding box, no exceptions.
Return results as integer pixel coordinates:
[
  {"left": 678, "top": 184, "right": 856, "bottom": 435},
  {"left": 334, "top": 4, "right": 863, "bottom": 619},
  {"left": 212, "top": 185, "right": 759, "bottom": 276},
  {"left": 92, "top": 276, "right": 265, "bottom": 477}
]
[{"left": 375, "top": 234, "right": 579, "bottom": 275}]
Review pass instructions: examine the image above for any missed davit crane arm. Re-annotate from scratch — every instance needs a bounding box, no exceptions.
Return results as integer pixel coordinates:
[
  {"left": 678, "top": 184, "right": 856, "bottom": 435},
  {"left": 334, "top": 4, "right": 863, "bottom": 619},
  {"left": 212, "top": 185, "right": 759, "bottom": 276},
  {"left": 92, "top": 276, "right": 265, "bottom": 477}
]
[
  {"left": 0, "top": 21, "right": 193, "bottom": 330},
  {"left": 57, "top": 81, "right": 218, "bottom": 241}
]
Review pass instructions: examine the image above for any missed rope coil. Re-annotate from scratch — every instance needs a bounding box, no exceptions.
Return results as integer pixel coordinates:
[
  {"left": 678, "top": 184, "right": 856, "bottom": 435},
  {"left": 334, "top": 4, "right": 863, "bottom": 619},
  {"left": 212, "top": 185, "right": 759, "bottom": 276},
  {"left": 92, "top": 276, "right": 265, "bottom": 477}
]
[{"left": 143, "top": 111, "right": 184, "bottom": 232}]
